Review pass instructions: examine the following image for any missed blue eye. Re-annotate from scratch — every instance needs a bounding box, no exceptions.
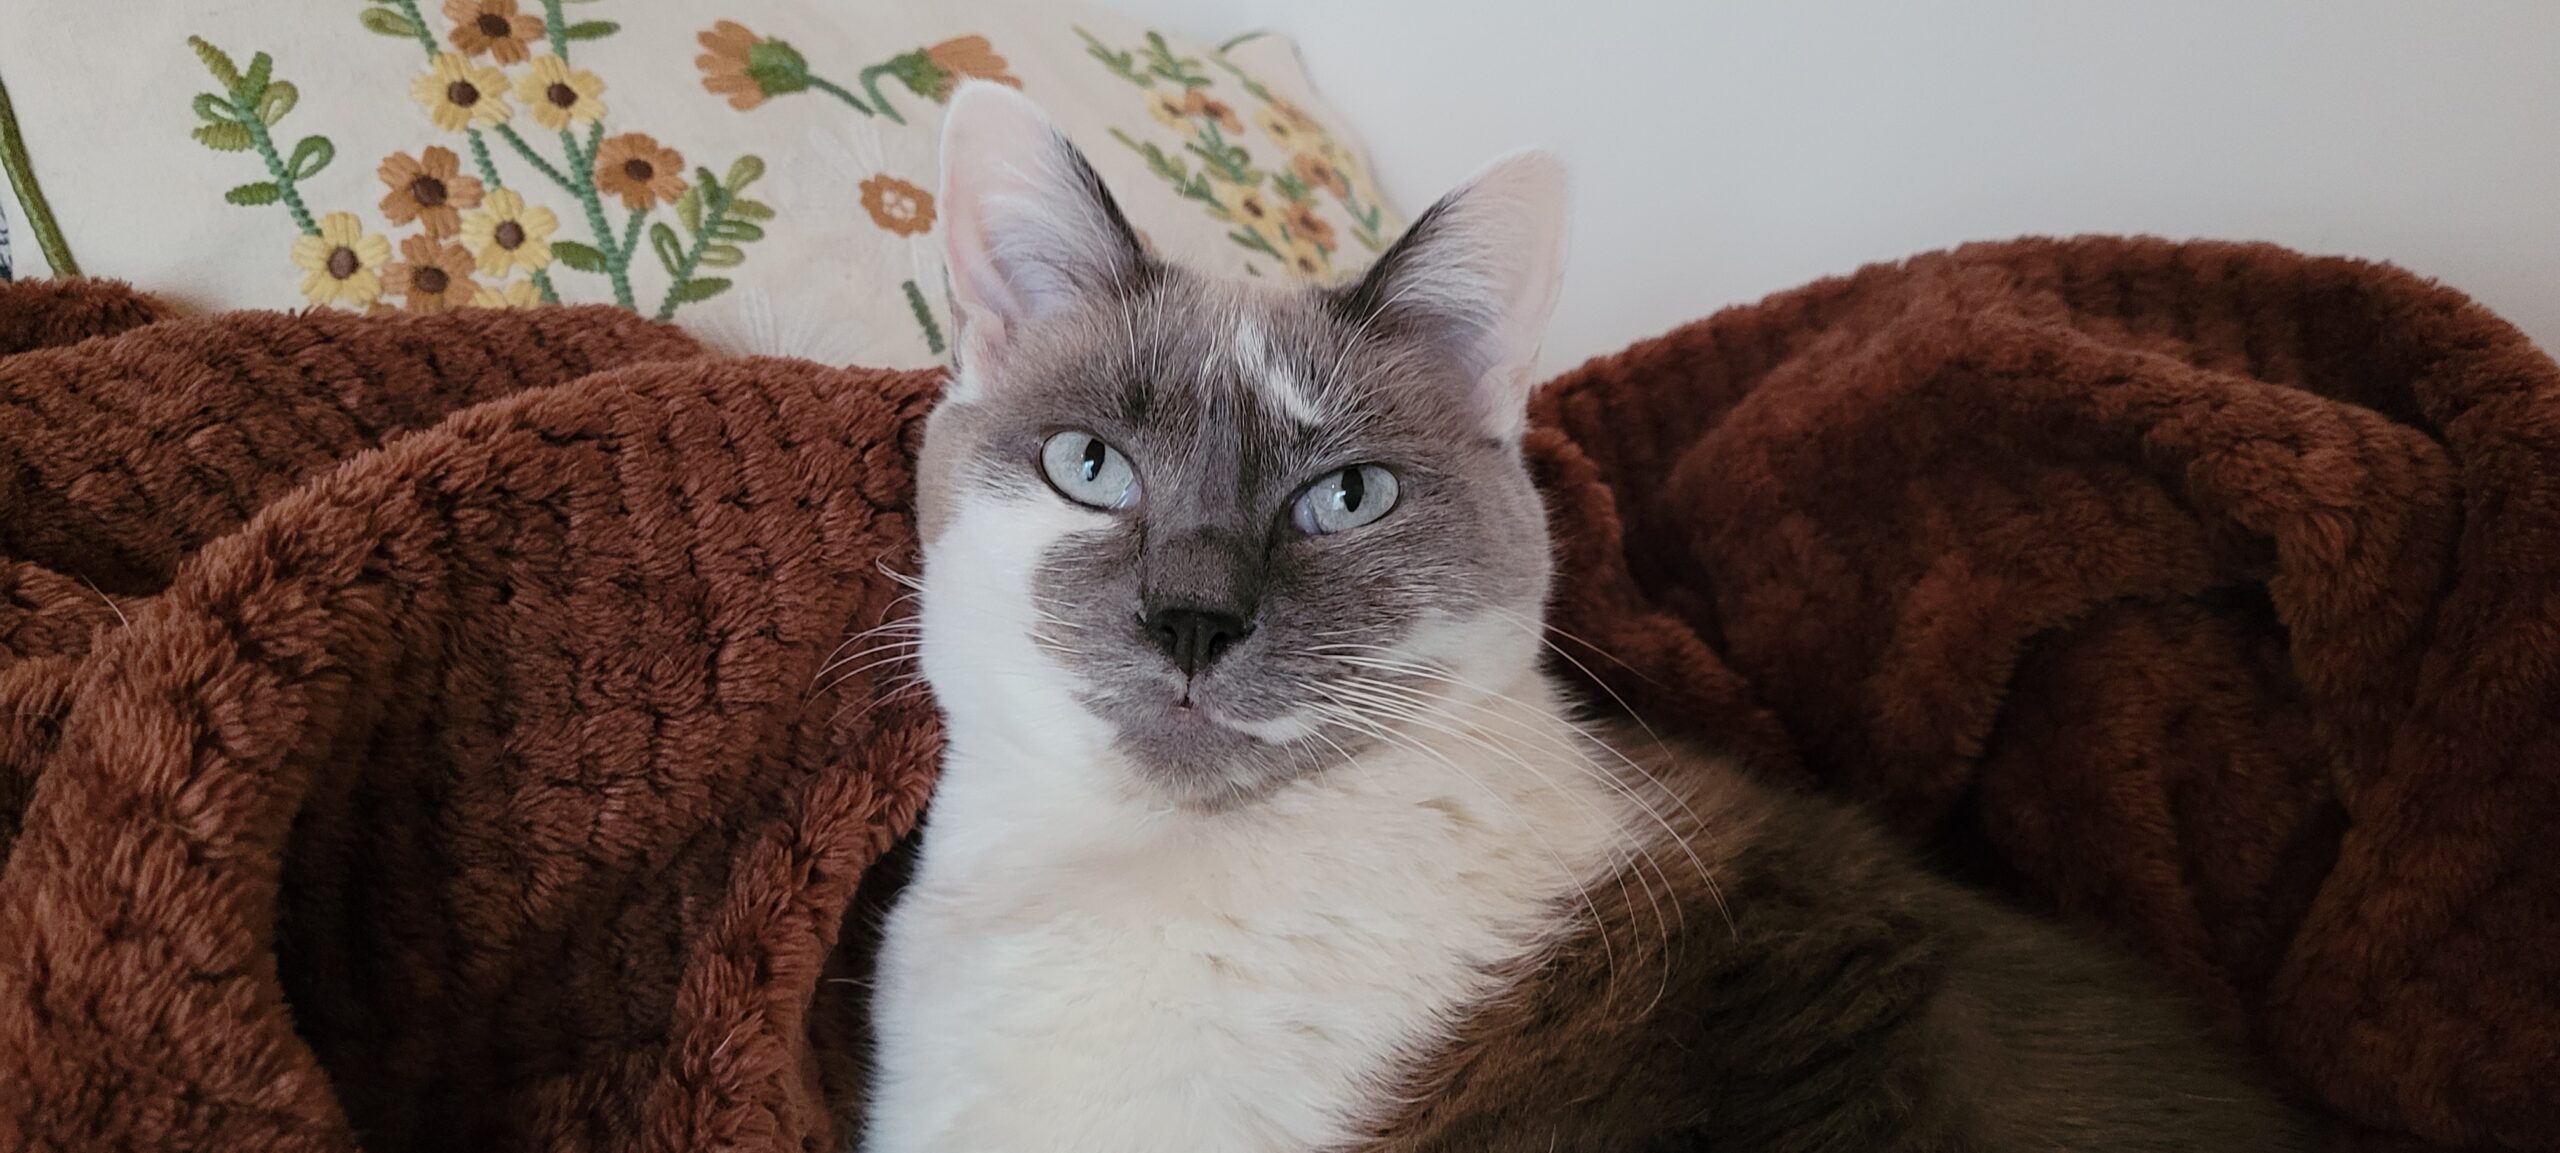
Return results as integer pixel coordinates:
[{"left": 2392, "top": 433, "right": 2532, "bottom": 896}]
[
  {"left": 1039, "top": 431, "right": 1140, "bottom": 510},
  {"left": 1292, "top": 465, "right": 1399, "bottom": 534}
]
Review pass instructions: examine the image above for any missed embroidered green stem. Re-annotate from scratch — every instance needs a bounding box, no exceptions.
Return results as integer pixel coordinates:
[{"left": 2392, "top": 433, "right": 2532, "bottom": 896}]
[
  {"left": 495, "top": 123, "right": 577, "bottom": 194},
  {"left": 0, "top": 73, "right": 78, "bottom": 274},
  {"left": 655, "top": 188, "right": 731, "bottom": 320},
  {"left": 542, "top": 0, "right": 571, "bottom": 59},
  {"left": 559, "top": 130, "right": 630, "bottom": 308},
  {"left": 902, "top": 279, "right": 945, "bottom": 356},
  {"left": 852, "top": 66, "right": 907, "bottom": 124},
  {"left": 808, "top": 75, "right": 876, "bottom": 117},
  {"left": 234, "top": 90, "right": 319, "bottom": 234}
]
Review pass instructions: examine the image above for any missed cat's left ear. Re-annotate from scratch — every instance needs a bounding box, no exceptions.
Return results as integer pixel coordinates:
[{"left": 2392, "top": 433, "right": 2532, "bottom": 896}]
[
  {"left": 1335, "top": 151, "right": 1569, "bottom": 442},
  {"left": 937, "top": 81, "right": 1149, "bottom": 390}
]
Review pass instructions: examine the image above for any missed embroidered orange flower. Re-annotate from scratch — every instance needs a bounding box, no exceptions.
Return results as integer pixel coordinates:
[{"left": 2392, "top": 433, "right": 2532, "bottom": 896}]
[
  {"left": 1181, "top": 88, "right": 1243, "bottom": 134},
  {"left": 593, "top": 133, "right": 687, "bottom": 211},
  {"left": 412, "top": 53, "right": 512, "bottom": 132},
  {"left": 291, "top": 213, "right": 392, "bottom": 308},
  {"left": 514, "top": 55, "right": 606, "bottom": 131},
  {"left": 1291, "top": 151, "right": 1350, "bottom": 200},
  {"left": 1282, "top": 200, "right": 1335, "bottom": 251},
  {"left": 445, "top": 0, "right": 544, "bottom": 65},
  {"left": 696, "top": 21, "right": 810, "bottom": 111},
  {"left": 383, "top": 234, "right": 480, "bottom": 314},
  {"left": 926, "top": 36, "right": 1021, "bottom": 92},
  {"left": 378, "top": 147, "right": 485, "bottom": 238},
  {"left": 860, "top": 174, "right": 936, "bottom": 237}
]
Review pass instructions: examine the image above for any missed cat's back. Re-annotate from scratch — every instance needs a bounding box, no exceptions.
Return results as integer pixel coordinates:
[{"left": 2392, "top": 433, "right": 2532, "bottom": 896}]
[{"left": 1358, "top": 722, "right": 2320, "bottom": 1153}]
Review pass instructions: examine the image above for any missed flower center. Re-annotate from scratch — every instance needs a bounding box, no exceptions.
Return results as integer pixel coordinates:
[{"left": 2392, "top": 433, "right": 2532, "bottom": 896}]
[
  {"left": 548, "top": 82, "right": 578, "bottom": 108},
  {"left": 411, "top": 177, "right": 447, "bottom": 208},
  {"left": 477, "top": 14, "right": 511, "bottom": 37},
  {"left": 495, "top": 221, "right": 526, "bottom": 249},
  {"left": 447, "top": 81, "right": 481, "bottom": 107},
  {"left": 623, "top": 158, "right": 654, "bottom": 183},
  {"left": 414, "top": 266, "right": 450, "bottom": 294},
  {"left": 327, "top": 247, "right": 360, "bottom": 279}
]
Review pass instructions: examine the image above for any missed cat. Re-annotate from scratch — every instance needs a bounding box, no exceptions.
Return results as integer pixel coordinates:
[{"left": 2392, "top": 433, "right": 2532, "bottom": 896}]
[{"left": 862, "top": 81, "right": 2317, "bottom": 1153}]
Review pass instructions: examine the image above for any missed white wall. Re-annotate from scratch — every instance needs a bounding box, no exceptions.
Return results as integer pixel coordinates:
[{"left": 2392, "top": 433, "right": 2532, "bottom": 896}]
[{"left": 1107, "top": 0, "right": 2560, "bottom": 373}]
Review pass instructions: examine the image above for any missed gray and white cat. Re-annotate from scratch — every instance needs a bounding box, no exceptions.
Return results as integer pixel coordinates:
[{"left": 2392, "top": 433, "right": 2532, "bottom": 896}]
[{"left": 863, "top": 82, "right": 2315, "bottom": 1153}]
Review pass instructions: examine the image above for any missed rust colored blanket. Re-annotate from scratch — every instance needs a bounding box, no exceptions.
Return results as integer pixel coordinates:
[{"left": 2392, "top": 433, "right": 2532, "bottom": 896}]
[{"left": 3, "top": 238, "right": 2555, "bottom": 1152}]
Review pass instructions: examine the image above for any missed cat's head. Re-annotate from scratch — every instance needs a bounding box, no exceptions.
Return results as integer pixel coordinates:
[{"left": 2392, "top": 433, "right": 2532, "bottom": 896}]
[{"left": 914, "top": 82, "right": 1568, "bottom": 810}]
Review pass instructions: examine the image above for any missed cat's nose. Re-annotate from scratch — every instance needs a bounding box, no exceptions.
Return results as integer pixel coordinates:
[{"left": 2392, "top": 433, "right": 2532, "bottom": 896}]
[{"left": 1142, "top": 606, "right": 1252, "bottom": 677}]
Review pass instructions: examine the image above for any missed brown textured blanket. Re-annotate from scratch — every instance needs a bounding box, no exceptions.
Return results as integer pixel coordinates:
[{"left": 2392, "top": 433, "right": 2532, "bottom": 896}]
[{"left": 1, "top": 237, "right": 2554, "bottom": 1152}]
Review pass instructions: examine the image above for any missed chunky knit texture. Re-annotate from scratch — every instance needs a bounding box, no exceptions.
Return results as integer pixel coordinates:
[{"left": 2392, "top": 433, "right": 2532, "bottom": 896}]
[{"left": 1, "top": 235, "right": 2554, "bottom": 1152}]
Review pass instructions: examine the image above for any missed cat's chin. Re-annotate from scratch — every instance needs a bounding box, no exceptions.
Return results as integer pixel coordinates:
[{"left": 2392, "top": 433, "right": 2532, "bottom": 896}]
[{"left": 1104, "top": 698, "right": 1327, "bottom": 811}]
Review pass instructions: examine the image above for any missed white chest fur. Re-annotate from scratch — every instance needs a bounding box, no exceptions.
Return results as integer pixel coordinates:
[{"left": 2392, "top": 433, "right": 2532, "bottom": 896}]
[{"left": 862, "top": 680, "right": 1638, "bottom": 1153}]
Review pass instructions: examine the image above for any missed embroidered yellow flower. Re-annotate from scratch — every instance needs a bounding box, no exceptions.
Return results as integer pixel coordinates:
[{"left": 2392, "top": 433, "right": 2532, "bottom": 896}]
[
  {"left": 513, "top": 55, "right": 607, "bottom": 131},
  {"left": 1214, "top": 181, "right": 1282, "bottom": 242},
  {"left": 1282, "top": 235, "right": 1330, "bottom": 280},
  {"left": 1146, "top": 88, "right": 1190, "bottom": 129},
  {"left": 1256, "top": 104, "right": 1313, "bottom": 152},
  {"left": 291, "top": 213, "right": 392, "bottom": 308},
  {"left": 459, "top": 187, "right": 558, "bottom": 277},
  {"left": 412, "top": 53, "right": 512, "bottom": 132},
  {"left": 474, "top": 279, "right": 543, "bottom": 309}
]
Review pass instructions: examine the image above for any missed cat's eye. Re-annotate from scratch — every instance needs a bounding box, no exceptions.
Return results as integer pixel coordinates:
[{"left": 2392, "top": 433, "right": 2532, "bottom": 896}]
[
  {"left": 1292, "top": 465, "right": 1400, "bottom": 535},
  {"left": 1039, "top": 431, "right": 1140, "bottom": 510}
]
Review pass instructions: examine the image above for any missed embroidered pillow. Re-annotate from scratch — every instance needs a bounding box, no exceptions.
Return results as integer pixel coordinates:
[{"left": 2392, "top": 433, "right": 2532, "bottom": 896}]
[{"left": 0, "top": 2, "right": 1399, "bottom": 367}]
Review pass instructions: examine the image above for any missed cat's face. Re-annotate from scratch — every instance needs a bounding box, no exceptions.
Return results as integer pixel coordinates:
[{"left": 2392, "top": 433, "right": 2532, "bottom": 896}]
[{"left": 914, "top": 83, "right": 1568, "bottom": 809}]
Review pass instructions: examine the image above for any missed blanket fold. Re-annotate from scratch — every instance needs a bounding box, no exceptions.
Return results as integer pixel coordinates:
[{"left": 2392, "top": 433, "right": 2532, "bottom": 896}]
[{"left": 0, "top": 237, "right": 2552, "bottom": 1151}]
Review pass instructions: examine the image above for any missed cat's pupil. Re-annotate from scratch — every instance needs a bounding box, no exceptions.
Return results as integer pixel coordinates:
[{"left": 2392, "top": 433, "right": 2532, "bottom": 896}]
[
  {"left": 1080, "top": 438, "right": 1107, "bottom": 482},
  {"left": 1339, "top": 467, "right": 1365, "bottom": 512}
]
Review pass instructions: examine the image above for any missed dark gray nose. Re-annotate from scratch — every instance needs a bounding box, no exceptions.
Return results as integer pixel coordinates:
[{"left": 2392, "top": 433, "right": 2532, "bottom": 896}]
[{"left": 1143, "top": 606, "right": 1251, "bottom": 677}]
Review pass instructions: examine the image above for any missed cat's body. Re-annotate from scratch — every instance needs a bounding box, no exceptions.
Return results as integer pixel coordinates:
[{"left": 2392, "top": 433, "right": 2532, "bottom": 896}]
[{"left": 865, "top": 82, "right": 2315, "bottom": 1152}]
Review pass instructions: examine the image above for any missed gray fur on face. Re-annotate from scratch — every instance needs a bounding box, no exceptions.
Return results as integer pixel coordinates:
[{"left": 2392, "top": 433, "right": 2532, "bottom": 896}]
[{"left": 920, "top": 262, "right": 1553, "bottom": 807}]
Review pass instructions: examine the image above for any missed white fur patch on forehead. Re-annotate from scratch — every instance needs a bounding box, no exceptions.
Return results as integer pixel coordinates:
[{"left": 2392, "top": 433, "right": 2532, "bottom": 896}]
[{"left": 1233, "top": 313, "right": 1319, "bottom": 425}]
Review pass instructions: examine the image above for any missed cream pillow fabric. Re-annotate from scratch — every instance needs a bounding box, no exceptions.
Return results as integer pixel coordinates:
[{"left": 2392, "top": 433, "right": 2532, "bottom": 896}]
[{"left": 0, "top": 1, "right": 1399, "bottom": 367}]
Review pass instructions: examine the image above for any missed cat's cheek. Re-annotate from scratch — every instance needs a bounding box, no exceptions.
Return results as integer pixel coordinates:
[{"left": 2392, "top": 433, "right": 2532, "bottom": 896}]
[{"left": 917, "top": 493, "right": 1122, "bottom": 763}]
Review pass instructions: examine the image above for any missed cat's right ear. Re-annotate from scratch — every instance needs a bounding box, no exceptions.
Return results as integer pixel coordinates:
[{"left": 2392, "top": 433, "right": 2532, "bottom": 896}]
[{"left": 937, "top": 81, "right": 1149, "bottom": 393}]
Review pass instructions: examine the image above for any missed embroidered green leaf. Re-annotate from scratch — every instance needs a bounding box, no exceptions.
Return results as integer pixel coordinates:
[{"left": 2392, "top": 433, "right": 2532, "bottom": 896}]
[
  {"left": 188, "top": 36, "right": 242, "bottom": 91},
  {"left": 193, "top": 93, "right": 239, "bottom": 124},
  {"left": 1074, "top": 27, "right": 1146, "bottom": 86},
  {"left": 727, "top": 198, "right": 774, "bottom": 223},
  {"left": 360, "top": 8, "right": 419, "bottom": 38},
  {"left": 1271, "top": 171, "right": 1310, "bottom": 203},
  {"left": 724, "top": 155, "right": 765, "bottom": 192},
  {"left": 673, "top": 186, "right": 703, "bottom": 235},
  {"left": 551, "top": 241, "right": 607, "bottom": 272},
  {"left": 698, "top": 244, "right": 745, "bottom": 269},
  {"left": 692, "top": 166, "right": 723, "bottom": 201},
  {"left": 709, "top": 219, "right": 763, "bottom": 243},
  {"left": 242, "top": 52, "right": 273, "bottom": 102},
  {"left": 288, "top": 136, "right": 334, "bottom": 180},
  {"left": 191, "top": 122, "right": 255, "bottom": 152},
  {"left": 668, "top": 277, "right": 732, "bottom": 304},
  {"left": 224, "top": 181, "right": 282, "bottom": 206},
  {"left": 256, "top": 82, "right": 299, "bottom": 126},
  {"left": 561, "top": 20, "right": 619, "bottom": 41},
  {"left": 650, "top": 223, "right": 684, "bottom": 276}
]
